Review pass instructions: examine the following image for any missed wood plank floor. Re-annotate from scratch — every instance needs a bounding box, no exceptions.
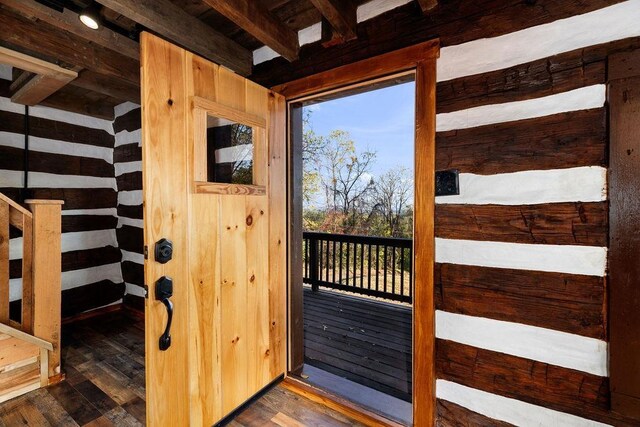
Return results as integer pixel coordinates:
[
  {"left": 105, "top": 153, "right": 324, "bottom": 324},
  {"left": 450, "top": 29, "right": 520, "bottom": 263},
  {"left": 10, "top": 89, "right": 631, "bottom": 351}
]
[
  {"left": 303, "top": 288, "right": 412, "bottom": 402},
  {"left": 0, "top": 310, "right": 366, "bottom": 426}
]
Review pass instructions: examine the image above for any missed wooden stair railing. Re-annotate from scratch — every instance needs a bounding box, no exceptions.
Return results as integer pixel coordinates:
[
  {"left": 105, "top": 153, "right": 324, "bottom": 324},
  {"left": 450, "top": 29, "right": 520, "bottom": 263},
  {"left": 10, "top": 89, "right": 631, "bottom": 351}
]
[{"left": 0, "top": 194, "right": 63, "bottom": 385}]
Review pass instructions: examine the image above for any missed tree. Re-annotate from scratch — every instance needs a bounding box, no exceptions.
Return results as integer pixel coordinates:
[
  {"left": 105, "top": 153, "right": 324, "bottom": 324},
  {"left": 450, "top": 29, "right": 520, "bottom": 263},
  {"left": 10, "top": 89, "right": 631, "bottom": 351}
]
[{"left": 371, "top": 166, "right": 413, "bottom": 238}]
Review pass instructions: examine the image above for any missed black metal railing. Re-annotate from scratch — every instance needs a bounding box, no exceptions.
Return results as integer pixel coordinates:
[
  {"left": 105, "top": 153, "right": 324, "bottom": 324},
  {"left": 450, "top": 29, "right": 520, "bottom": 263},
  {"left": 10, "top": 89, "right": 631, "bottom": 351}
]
[{"left": 303, "top": 231, "right": 413, "bottom": 303}]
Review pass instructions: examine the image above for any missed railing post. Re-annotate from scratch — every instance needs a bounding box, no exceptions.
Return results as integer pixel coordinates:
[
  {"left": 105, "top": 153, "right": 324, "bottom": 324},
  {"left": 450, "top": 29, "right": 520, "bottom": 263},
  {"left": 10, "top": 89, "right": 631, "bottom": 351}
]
[
  {"left": 309, "top": 236, "right": 319, "bottom": 292},
  {"left": 26, "top": 199, "right": 63, "bottom": 379}
]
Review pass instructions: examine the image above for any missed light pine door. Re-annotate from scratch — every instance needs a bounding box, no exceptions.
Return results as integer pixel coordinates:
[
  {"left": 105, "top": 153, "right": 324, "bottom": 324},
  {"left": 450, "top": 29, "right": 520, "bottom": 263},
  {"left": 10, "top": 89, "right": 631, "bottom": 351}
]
[{"left": 141, "top": 32, "right": 286, "bottom": 426}]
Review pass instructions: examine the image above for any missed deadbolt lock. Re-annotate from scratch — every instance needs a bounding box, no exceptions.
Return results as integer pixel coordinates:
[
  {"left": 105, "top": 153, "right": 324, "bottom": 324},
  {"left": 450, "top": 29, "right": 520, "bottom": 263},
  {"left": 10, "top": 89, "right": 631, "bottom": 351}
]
[{"left": 154, "top": 238, "right": 173, "bottom": 264}]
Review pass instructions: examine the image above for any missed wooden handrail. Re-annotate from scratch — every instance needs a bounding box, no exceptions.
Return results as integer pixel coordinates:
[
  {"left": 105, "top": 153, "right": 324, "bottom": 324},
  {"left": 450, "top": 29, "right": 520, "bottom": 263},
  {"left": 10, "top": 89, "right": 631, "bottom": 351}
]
[{"left": 0, "top": 194, "right": 63, "bottom": 380}]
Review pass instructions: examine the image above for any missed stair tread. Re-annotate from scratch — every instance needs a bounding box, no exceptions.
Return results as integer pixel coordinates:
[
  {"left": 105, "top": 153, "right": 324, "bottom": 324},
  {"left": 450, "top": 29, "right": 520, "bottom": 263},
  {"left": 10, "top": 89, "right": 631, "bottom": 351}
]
[{"left": 0, "top": 334, "right": 40, "bottom": 373}]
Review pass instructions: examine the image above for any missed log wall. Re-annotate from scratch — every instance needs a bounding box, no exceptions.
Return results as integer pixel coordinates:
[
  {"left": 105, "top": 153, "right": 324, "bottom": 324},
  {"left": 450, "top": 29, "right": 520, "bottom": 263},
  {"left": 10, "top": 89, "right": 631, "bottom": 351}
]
[
  {"left": 250, "top": 0, "right": 640, "bottom": 425},
  {"left": 0, "top": 67, "right": 124, "bottom": 318}
]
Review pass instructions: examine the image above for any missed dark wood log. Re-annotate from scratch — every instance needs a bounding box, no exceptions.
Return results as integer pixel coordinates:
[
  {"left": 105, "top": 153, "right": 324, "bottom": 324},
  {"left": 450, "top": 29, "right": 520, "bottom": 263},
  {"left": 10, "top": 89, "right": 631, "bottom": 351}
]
[
  {"left": 434, "top": 339, "right": 640, "bottom": 426},
  {"left": 1, "top": 0, "right": 139, "bottom": 60},
  {"left": 417, "top": 0, "right": 438, "bottom": 14},
  {"left": 609, "top": 58, "right": 640, "bottom": 420},
  {"left": 201, "top": 0, "right": 299, "bottom": 61},
  {"left": 309, "top": 0, "right": 357, "bottom": 41},
  {"left": 61, "top": 280, "right": 125, "bottom": 318},
  {"left": 0, "top": 146, "right": 114, "bottom": 177},
  {"left": 117, "top": 204, "right": 142, "bottom": 220},
  {"left": 39, "top": 86, "right": 118, "bottom": 120},
  {"left": 116, "top": 172, "right": 142, "bottom": 192},
  {"left": 113, "top": 144, "right": 142, "bottom": 163},
  {"left": 72, "top": 70, "right": 140, "bottom": 104},
  {"left": 10, "top": 246, "right": 121, "bottom": 279},
  {"left": 0, "top": 188, "right": 117, "bottom": 210},
  {"left": 251, "top": 0, "right": 626, "bottom": 87},
  {"left": 97, "top": 0, "right": 251, "bottom": 75},
  {"left": 116, "top": 225, "right": 143, "bottom": 253},
  {"left": 436, "top": 399, "right": 513, "bottom": 427},
  {"left": 62, "top": 215, "right": 118, "bottom": 233},
  {"left": 121, "top": 261, "right": 143, "bottom": 286},
  {"left": 0, "top": 7, "right": 139, "bottom": 85},
  {"left": 437, "top": 37, "right": 640, "bottom": 114},
  {"left": 113, "top": 108, "right": 141, "bottom": 134},
  {"left": 0, "top": 109, "right": 114, "bottom": 148},
  {"left": 436, "top": 108, "right": 606, "bottom": 174},
  {"left": 435, "top": 263, "right": 605, "bottom": 339},
  {"left": 435, "top": 202, "right": 607, "bottom": 246}
]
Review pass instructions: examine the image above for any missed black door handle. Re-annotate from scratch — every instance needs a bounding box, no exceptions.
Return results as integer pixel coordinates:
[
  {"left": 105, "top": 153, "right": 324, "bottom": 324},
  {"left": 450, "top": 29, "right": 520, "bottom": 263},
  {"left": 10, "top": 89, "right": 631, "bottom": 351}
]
[{"left": 155, "top": 276, "right": 173, "bottom": 351}]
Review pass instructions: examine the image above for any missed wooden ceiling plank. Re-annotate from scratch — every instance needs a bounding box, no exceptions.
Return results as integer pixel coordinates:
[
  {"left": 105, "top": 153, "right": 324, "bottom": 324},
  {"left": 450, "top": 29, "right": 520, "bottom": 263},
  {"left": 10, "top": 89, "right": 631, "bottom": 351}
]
[
  {"left": 96, "top": 0, "right": 252, "bottom": 75},
  {"left": 201, "top": 0, "right": 299, "bottom": 62},
  {"left": 417, "top": 0, "right": 438, "bottom": 14},
  {"left": 0, "top": 6, "right": 139, "bottom": 84},
  {"left": 1, "top": 0, "right": 139, "bottom": 60},
  {"left": 309, "top": 0, "right": 357, "bottom": 41},
  {"left": 11, "top": 74, "right": 74, "bottom": 106}
]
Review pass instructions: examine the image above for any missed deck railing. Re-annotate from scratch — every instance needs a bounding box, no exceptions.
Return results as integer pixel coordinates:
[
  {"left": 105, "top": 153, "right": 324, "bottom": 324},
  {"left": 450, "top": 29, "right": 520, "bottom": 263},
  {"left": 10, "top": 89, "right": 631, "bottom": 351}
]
[{"left": 303, "top": 231, "right": 413, "bottom": 303}]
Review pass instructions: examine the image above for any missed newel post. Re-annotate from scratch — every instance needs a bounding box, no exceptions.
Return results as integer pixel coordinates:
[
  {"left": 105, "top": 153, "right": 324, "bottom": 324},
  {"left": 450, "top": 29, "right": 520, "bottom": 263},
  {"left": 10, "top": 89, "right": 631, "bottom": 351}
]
[{"left": 26, "top": 199, "right": 63, "bottom": 378}]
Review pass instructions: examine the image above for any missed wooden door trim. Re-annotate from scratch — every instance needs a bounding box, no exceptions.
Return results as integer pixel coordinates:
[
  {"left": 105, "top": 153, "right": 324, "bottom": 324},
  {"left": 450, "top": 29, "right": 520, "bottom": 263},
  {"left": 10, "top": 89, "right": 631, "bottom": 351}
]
[
  {"left": 273, "top": 39, "right": 439, "bottom": 100},
  {"left": 279, "top": 39, "right": 439, "bottom": 426}
]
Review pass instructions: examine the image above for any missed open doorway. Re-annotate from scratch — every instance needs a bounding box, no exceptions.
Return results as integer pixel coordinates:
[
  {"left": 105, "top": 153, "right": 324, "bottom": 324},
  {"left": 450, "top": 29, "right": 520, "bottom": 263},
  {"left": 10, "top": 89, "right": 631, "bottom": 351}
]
[{"left": 289, "top": 76, "right": 416, "bottom": 425}]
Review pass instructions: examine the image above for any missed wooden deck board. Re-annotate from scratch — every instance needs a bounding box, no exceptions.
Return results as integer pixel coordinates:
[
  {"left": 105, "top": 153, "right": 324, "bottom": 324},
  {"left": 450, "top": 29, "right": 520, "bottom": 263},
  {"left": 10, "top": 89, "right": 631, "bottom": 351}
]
[{"left": 303, "top": 288, "right": 413, "bottom": 402}]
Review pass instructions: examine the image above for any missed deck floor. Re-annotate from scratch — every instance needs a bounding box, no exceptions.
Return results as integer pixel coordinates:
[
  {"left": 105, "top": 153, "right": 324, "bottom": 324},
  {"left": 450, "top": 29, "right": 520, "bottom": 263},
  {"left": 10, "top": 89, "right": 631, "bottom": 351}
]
[
  {"left": 0, "top": 311, "right": 365, "bottom": 427},
  {"left": 303, "top": 288, "right": 413, "bottom": 402}
]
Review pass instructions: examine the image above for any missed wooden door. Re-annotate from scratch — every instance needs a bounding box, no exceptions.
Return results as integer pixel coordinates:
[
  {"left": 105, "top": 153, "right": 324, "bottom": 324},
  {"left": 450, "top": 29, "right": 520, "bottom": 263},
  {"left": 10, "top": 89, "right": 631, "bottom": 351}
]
[{"left": 141, "top": 33, "right": 286, "bottom": 426}]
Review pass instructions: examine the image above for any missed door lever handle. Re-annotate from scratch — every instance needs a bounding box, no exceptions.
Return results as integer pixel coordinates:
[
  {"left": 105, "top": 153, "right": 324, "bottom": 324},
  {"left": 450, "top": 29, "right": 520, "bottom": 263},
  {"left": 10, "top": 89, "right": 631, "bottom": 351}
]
[{"left": 155, "top": 276, "right": 174, "bottom": 351}]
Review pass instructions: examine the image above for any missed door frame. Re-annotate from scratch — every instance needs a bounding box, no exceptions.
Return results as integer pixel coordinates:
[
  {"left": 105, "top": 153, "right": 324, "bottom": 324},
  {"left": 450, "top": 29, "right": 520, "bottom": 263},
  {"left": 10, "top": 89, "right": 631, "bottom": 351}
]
[{"left": 273, "top": 39, "right": 440, "bottom": 426}]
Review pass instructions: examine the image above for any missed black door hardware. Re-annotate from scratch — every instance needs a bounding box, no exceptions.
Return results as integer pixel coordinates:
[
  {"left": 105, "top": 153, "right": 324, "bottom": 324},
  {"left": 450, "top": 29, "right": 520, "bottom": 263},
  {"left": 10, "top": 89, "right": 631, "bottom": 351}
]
[
  {"left": 155, "top": 276, "right": 174, "bottom": 351},
  {"left": 155, "top": 238, "right": 173, "bottom": 264}
]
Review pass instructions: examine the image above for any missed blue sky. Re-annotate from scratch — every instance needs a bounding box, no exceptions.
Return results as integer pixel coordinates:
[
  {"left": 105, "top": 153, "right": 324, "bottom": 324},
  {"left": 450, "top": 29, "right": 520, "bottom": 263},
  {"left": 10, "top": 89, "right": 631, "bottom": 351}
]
[{"left": 302, "top": 81, "right": 415, "bottom": 178}]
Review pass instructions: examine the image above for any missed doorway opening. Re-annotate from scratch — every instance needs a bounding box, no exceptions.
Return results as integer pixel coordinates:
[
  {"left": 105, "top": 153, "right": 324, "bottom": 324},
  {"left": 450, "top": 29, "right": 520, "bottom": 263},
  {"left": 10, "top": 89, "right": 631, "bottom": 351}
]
[{"left": 289, "top": 75, "right": 416, "bottom": 425}]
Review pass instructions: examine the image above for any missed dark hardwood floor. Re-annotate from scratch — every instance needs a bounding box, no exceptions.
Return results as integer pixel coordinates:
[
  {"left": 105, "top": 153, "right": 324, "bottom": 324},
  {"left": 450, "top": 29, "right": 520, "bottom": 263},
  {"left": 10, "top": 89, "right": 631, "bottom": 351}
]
[{"left": 0, "top": 309, "right": 366, "bottom": 426}]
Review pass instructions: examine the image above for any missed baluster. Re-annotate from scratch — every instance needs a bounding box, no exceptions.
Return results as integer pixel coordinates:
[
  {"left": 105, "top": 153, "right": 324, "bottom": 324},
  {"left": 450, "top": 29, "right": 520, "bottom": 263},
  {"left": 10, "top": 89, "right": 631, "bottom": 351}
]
[
  {"left": 400, "top": 246, "right": 405, "bottom": 298},
  {"left": 383, "top": 245, "right": 388, "bottom": 294},
  {"left": 367, "top": 244, "right": 372, "bottom": 290},
  {"left": 332, "top": 240, "right": 336, "bottom": 284}
]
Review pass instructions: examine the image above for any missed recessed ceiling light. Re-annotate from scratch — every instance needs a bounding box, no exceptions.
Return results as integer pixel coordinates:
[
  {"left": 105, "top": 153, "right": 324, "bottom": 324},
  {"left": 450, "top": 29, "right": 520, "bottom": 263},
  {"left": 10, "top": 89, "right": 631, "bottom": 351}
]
[{"left": 79, "top": 3, "right": 101, "bottom": 30}]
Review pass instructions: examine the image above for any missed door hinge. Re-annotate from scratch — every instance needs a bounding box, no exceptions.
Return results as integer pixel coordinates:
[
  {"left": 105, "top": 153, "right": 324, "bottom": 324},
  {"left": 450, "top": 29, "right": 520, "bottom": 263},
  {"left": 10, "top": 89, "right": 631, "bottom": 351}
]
[
  {"left": 144, "top": 245, "right": 149, "bottom": 260},
  {"left": 143, "top": 284, "right": 149, "bottom": 299}
]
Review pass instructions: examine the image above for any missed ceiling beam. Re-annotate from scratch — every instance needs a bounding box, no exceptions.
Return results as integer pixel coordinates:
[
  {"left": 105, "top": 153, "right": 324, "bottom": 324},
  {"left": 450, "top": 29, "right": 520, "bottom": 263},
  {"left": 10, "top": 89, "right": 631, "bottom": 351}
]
[
  {"left": 72, "top": 70, "right": 140, "bottom": 103},
  {"left": 0, "top": 46, "right": 77, "bottom": 106},
  {"left": 310, "top": 0, "right": 357, "bottom": 41},
  {"left": 96, "top": 0, "right": 252, "bottom": 75},
  {"left": 40, "top": 88, "right": 116, "bottom": 120},
  {"left": 0, "top": 6, "right": 139, "bottom": 84},
  {"left": 201, "top": 0, "right": 299, "bottom": 62},
  {"left": 1, "top": 0, "right": 139, "bottom": 60},
  {"left": 417, "top": 0, "right": 438, "bottom": 14}
]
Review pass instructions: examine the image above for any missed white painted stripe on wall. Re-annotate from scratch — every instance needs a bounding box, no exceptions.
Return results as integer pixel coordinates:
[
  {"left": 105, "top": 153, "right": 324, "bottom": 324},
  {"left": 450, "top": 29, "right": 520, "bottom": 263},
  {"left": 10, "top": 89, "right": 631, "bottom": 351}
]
[
  {"left": 436, "top": 167, "right": 607, "bottom": 205},
  {"left": 0, "top": 65, "right": 11, "bottom": 81},
  {"left": 62, "top": 208, "right": 118, "bottom": 217},
  {"left": 438, "top": 0, "right": 640, "bottom": 82},
  {"left": 126, "top": 283, "right": 146, "bottom": 298},
  {"left": 299, "top": 23, "right": 322, "bottom": 46},
  {"left": 10, "top": 262, "right": 124, "bottom": 300},
  {"left": 10, "top": 231, "right": 118, "bottom": 260},
  {"left": 114, "top": 102, "right": 140, "bottom": 118},
  {"left": 0, "top": 96, "right": 26, "bottom": 114},
  {"left": 436, "top": 85, "right": 605, "bottom": 132},
  {"left": 121, "top": 249, "right": 144, "bottom": 265},
  {"left": 118, "top": 216, "right": 143, "bottom": 229},
  {"left": 436, "top": 381, "right": 610, "bottom": 427},
  {"left": 29, "top": 104, "right": 114, "bottom": 134},
  {"left": 215, "top": 144, "right": 253, "bottom": 164},
  {"left": 253, "top": 0, "right": 413, "bottom": 65},
  {"left": 357, "top": 0, "right": 412, "bottom": 22},
  {"left": 0, "top": 170, "right": 116, "bottom": 189},
  {"left": 436, "top": 311, "right": 608, "bottom": 376},
  {"left": 436, "top": 238, "right": 607, "bottom": 277},
  {"left": 115, "top": 161, "right": 142, "bottom": 177},
  {"left": 118, "top": 190, "right": 142, "bottom": 206},
  {"left": 0, "top": 132, "right": 113, "bottom": 163},
  {"left": 115, "top": 129, "right": 141, "bottom": 147}
]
